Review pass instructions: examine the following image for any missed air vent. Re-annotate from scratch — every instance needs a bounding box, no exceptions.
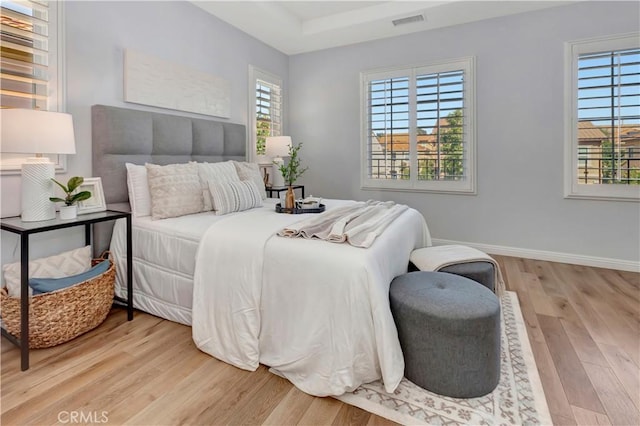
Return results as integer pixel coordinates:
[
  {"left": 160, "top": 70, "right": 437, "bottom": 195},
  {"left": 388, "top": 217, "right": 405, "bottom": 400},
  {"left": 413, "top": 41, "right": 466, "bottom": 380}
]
[{"left": 392, "top": 14, "right": 425, "bottom": 26}]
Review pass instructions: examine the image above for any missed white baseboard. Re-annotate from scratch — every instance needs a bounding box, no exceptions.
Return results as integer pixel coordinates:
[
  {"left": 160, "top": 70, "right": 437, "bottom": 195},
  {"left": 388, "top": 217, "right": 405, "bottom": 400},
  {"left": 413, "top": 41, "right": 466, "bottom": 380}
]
[{"left": 431, "top": 238, "right": 640, "bottom": 273}]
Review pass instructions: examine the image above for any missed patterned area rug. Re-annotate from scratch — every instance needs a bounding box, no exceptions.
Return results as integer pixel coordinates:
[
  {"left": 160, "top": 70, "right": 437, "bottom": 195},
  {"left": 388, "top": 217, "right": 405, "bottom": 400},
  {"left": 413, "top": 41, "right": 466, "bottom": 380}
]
[{"left": 335, "top": 291, "right": 552, "bottom": 425}]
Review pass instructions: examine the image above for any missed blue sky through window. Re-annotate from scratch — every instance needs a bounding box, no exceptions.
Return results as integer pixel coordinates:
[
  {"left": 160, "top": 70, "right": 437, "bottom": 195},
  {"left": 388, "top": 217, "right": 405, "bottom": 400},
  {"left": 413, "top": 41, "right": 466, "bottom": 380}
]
[
  {"left": 578, "top": 48, "right": 640, "bottom": 126},
  {"left": 369, "top": 71, "right": 464, "bottom": 135}
]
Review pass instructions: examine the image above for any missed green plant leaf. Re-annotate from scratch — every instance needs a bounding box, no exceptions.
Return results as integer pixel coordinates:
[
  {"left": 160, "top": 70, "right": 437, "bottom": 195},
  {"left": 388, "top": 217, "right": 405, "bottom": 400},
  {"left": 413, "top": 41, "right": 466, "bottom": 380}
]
[
  {"left": 49, "top": 197, "right": 65, "bottom": 203},
  {"left": 66, "top": 176, "right": 84, "bottom": 192},
  {"left": 277, "top": 142, "right": 307, "bottom": 185},
  {"left": 69, "top": 191, "right": 91, "bottom": 204},
  {"left": 51, "top": 178, "right": 69, "bottom": 193}
]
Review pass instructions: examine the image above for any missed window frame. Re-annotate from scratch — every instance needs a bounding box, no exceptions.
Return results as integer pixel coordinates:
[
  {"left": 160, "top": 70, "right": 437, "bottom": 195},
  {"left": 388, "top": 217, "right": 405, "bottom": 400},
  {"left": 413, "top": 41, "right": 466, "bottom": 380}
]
[
  {"left": 564, "top": 32, "right": 640, "bottom": 201},
  {"left": 0, "top": 0, "right": 67, "bottom": 175},
  {"left": 248, "top": 65, "right": 283, "bottom": 162},
  {"left": 360, "top": 57, "right": 476, "bottom": 194}
]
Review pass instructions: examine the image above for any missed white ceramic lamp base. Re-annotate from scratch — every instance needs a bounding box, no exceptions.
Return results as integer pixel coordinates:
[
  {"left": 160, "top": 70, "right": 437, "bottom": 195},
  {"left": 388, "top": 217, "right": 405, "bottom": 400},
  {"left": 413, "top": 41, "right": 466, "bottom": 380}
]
[
  {"left": 272, "top": 157, "right": 285, "bottom": 187},
  {"left": 21, "top": 158, "right": 55, "bottom": 222}
]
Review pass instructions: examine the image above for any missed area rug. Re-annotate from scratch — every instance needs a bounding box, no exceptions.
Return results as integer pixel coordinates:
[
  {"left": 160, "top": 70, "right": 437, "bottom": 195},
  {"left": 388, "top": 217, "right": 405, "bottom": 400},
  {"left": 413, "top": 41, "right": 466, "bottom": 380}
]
[{"left": 334, "top": 291, "right": 553, "bottom": 425}]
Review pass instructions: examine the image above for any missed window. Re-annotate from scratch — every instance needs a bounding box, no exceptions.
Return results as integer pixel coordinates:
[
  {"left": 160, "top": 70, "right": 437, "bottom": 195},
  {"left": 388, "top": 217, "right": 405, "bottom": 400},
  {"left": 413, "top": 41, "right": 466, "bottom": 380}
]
[
  {"left": 565, "top": 33, "right": 640, "bottom": 201},
  {"left": 1, "top": 0, "right": 65, "bottom": 173},
  {"left": 361, "top": 57, "right": 475, "bottom": 193},
  {"left": 248, "top": 66, "right": 282, "bottom": 159}
]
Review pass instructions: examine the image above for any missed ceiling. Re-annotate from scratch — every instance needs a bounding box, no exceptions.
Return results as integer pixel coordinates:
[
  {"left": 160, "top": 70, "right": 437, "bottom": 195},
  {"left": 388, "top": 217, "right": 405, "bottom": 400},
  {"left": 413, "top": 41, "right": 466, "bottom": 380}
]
[{"left": 192, "top": 1, "right": 573, "bottom": 55}]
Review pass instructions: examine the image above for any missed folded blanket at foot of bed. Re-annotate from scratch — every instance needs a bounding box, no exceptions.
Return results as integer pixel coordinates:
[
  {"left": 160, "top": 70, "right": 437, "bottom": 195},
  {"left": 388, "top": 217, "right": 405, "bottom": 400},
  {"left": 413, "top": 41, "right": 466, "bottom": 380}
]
[{"left": 277, "top": 200, "right": 408, "bottom": 248}]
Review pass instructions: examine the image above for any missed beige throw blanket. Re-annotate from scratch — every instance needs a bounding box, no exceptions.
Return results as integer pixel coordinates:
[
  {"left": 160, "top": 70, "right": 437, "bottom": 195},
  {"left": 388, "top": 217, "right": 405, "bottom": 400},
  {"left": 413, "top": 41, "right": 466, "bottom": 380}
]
[
  {"left": 409, "top": 245, "right": 506, "bottom": 296},
  {"left": 278, "top": 200, "right": 408, "bottom": 248}
]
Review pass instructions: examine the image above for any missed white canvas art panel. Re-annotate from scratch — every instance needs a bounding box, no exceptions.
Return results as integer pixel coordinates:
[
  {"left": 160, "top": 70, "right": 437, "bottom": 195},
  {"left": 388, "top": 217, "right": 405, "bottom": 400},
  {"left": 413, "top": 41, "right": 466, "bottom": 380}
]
[{"left": 124, "top": 49, "right": 231, "bottom": 118}]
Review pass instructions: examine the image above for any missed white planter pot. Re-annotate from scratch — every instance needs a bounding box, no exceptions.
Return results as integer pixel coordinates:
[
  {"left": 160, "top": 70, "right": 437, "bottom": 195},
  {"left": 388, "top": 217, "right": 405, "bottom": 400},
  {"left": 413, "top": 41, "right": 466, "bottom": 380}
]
[{"left": 59, "top": 205, "right": 77, "bottom": 220}]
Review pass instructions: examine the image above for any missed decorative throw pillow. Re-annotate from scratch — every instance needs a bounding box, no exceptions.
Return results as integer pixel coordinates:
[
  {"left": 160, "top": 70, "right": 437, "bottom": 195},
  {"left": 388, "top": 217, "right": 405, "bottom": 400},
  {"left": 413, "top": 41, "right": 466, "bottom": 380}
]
[
  {"left": 29, "top": 260, "right": 110, "bottom": 295},
  {"left": 233, "top": 161, "right": 267, "bottom": 200},
  {"left": 126, "top": 163, "right": 152, "bottom": 217},
  {"left": 195, "top": 161, "right": 241, "bottom": 211},
  {"left": 3, "top": 245, "right": 92, "bottom": 298},
  {"left": 146, "top": 162, "right": 203, "bottom": 220},
  {"left": 209, "top": 180, "right": 263, "bottom": 216}
]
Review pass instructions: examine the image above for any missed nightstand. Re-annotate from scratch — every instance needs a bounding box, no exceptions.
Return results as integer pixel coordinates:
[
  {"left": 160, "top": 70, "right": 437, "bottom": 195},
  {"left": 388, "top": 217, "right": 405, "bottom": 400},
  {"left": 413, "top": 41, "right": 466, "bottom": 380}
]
[
  {"left": 0, "top": 210, "right": 132, "bottom": 371},
  {"left": 265, "top": 185, "right": 305, "bottom": 199}
]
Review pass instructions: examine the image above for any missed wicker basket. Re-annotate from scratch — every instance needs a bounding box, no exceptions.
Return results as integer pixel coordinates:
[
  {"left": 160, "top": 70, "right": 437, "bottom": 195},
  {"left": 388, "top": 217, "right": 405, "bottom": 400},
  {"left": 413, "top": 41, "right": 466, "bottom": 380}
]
[{"left": 0, "top": 254, "right": 115, "bottom": 349}]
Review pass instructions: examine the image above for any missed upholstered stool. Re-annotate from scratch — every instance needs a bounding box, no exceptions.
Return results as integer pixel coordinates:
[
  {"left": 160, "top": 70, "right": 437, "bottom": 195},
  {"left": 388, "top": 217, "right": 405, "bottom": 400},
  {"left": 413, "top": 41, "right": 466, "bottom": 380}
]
[
  {"left": 409, "top": 246, "right": 497, "bottom": 292},
  {"left": 390, "top": 271, "right": 501, "bottom": 398}
]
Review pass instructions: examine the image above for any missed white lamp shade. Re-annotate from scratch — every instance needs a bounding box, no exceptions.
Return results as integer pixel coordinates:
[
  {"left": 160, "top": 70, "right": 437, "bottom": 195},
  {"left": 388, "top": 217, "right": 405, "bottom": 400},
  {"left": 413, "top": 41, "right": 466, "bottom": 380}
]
[
  {"left": 266, "top": 136, "right": 291, "bottom": 158},
  {"left": 1, "top": 109, "right": 76, "bottom": 154}
]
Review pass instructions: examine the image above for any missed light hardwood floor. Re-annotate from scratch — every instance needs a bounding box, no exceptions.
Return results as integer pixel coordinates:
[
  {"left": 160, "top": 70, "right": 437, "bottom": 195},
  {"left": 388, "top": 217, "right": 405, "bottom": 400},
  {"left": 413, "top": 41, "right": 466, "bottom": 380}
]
[{"left": 2, "top": 256, "right": 638, "bottom": 425}]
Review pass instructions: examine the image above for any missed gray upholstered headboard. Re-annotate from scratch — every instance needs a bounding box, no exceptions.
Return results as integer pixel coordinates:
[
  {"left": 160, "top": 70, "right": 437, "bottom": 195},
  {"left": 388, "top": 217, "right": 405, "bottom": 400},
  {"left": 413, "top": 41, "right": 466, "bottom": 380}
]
[{"left": 91, "top": 104, "right": 247, "bottom": 253}]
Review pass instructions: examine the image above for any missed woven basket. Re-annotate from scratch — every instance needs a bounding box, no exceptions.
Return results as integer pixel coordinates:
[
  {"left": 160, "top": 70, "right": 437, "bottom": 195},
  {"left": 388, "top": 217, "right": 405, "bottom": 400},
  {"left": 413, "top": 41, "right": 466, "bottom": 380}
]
[{"left": 0, "top": 254, "right": 115, "bottom": 349}]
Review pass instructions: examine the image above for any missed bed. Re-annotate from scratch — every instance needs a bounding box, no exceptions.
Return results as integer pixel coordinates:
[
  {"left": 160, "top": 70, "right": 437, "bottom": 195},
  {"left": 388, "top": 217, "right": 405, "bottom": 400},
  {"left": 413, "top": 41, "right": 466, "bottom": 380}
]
[{"left": 92, "top": 104, "right": 431, "bottom": 396}]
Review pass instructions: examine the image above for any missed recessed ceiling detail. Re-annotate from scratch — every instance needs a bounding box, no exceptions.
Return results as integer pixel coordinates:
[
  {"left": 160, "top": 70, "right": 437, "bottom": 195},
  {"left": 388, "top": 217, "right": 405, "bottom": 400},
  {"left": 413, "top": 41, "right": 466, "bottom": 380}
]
[{"left": 192, "top": 1, "right": 573, "bottom": 55}]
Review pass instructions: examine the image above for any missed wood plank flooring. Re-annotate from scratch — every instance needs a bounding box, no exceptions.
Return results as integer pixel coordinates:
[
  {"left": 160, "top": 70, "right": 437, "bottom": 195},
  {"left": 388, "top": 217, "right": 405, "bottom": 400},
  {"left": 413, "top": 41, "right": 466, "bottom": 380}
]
[{"left": 1, "top": 256, "right": 638, "bottom": 425}]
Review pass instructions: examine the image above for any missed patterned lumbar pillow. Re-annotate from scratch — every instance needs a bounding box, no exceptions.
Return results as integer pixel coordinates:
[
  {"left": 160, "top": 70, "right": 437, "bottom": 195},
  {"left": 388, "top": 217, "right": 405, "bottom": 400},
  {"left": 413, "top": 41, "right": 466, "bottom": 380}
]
[
  {"left": 195, "top": 161, "right": 240, "bottom": 212},
  {"left": 233, "top": 161, "right": 267, "bottom": 200},
  {"left": 208, "top": 180, "right": 263, "bottom": 215},
  {"left": 146, "top": 162, "right": 203, "bottom": 220},
  {"left": 3, "top": 245, "right": 92, "bottom": 298}
]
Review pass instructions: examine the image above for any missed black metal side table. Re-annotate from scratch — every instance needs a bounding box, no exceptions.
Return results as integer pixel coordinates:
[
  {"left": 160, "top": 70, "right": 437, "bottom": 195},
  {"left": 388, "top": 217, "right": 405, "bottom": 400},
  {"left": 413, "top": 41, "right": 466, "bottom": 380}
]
[
  {"left": 0, "top": 210, "right": 133, "bottom": 371},
  {"left": 265, "top": 185, "right": 305, "bottom": 199}
]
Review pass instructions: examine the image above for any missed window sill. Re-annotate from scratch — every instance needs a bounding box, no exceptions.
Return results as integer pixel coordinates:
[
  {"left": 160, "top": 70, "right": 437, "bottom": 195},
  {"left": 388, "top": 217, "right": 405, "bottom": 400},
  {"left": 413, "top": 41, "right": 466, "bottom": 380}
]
[
  {"left": 361, "top": 184, "right": 477, "bottom": 196},
  {"left": 564, "top": 192, "right": 640, "bottom": 202}
]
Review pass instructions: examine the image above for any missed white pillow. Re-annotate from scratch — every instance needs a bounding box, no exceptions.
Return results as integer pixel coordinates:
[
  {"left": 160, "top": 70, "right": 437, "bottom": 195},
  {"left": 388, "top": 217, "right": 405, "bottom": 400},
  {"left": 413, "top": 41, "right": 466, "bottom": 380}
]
[
  {"left": 126, "top": 163, "right": 151, "bottom": 217},
  {"left": 3, "top": 245, "right": 92, "bottom": 298},
  {"left": 209, "top": 180, "right": 263, "bottom": 215},
  {"left": 233, "top": 161, "right": 267, "bottom": 200},
  {"left": 146, "top": 163, "right": 203, "bottom": 220},
  {"left": 195, "top": 161, "right": 240, "bottom": 211}
]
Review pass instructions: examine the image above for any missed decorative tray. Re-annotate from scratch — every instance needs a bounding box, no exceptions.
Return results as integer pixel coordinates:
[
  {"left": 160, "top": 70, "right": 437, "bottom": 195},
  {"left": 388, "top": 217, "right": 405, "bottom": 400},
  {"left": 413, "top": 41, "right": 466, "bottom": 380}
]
[{"left": 275, "top": 203, "right": 326, "bottom": 214}]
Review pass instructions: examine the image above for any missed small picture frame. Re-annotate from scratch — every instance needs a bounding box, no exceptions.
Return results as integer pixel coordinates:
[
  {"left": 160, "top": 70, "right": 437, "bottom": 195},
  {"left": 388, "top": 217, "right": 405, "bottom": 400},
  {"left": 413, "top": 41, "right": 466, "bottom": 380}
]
[{"left": 76, "top": 177, "right": 106, "bottom": 214}]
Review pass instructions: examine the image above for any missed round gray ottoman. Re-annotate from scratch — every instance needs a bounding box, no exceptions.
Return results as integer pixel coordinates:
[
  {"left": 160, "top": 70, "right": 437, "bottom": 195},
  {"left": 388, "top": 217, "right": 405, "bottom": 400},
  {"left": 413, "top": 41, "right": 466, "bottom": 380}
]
[{"left": 390, "top": 271, "right": 501, "bottom": 398}]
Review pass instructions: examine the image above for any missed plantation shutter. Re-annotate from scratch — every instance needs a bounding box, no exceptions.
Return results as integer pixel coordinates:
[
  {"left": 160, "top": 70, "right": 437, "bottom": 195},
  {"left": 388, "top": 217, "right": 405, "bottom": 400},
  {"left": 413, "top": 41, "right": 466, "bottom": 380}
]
[
  {"left": 366, "top": 76, "right": 410, "bottom": 179},
  {"left": 416, "top": 69, "right": 465, "bottom": 181},
  {"left": 576, "top": 48, "right": 640, "bottom": 184},
  {"left": 1, "top": 0, "right": 50, "bottom": 110},
  {"left": 255, "top": 78, "right": 282, "bottom": 155},
  {"left": 365, "top": 66, "right": 468, "bottom": 183}
]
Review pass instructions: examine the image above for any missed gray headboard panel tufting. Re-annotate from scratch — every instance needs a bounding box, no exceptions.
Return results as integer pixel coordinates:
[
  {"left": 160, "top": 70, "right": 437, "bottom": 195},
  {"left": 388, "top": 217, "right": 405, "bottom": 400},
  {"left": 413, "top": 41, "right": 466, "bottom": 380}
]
[{"left": 91, "top": 104, "right": 247, "bottom": 254}]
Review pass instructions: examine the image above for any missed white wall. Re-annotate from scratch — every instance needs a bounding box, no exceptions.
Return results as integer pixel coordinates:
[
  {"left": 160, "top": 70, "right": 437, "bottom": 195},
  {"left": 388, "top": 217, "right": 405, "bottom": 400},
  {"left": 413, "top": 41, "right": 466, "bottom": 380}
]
[
  {"left": 1, "top": 1, "right": 288, "bottom": 266},
  {"left": 288, "top": 1, "right": 640, "bottom": 266}
]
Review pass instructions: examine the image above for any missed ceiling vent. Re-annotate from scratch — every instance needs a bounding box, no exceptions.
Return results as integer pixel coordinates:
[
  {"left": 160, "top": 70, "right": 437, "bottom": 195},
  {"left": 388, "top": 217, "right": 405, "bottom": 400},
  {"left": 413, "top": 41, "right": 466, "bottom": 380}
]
[{"left": 392, "top": 14, "right": 425, "bottom": 26}]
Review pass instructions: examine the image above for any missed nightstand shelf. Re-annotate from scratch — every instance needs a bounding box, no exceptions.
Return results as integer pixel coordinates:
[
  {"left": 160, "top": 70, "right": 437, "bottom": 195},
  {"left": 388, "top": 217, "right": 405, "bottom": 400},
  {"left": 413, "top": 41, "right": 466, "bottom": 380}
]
[
  {"left": 265, "top": 185, "right": 305, "bottom": 199},
  {"left": 0, "top": 210, "right": 132, "bottom": 371}
]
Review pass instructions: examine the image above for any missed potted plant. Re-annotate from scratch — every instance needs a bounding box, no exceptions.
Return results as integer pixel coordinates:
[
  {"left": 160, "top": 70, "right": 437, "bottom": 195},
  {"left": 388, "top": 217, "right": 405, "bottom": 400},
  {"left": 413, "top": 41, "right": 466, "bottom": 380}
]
[
  {"left": 49, "top": 176, "right": 92, "bottom": 220},
  {"left": 277, "top": 143, "right": 308, "bottom": 209}
]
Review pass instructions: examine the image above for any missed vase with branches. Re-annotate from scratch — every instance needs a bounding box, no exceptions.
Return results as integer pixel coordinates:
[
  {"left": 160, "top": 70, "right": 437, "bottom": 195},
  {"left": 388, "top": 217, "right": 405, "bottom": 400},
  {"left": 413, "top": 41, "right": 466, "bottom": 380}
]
[{"left": 277, "top": 143, "right": 308, "bottom": 209}]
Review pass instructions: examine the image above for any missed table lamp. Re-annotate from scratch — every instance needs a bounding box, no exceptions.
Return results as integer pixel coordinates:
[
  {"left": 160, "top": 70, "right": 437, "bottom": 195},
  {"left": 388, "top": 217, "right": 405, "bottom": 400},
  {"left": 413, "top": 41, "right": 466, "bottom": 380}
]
[
  {"left": 266, "top": 136, "right": 291, "bottom": 187},
  {"left": 1, "top": 109, "right": 76, "bottom": 222}
]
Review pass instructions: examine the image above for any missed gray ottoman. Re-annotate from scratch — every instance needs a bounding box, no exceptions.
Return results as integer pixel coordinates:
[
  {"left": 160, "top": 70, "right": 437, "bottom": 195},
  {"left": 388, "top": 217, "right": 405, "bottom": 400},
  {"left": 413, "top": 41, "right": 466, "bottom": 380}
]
[
  {"left": 409, "top": 260, "right": 495, "bottom": 292},
  {"left": 390, "top": 271, "right": 501, "bottom": 398}
]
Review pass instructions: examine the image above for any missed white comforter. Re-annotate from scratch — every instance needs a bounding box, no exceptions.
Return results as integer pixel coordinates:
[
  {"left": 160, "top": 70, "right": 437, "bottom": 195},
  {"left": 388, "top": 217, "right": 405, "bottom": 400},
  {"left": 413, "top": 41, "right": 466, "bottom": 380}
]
[{"left": 192, "top": 199, "right": 430, "bottom": 396}]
